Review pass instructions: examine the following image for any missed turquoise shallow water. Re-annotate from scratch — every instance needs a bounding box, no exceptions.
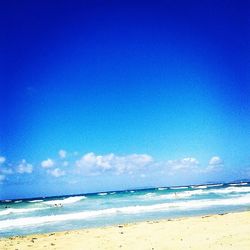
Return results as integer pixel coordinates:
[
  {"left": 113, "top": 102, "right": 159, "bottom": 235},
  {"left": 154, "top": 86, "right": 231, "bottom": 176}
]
[{"left": 1, "top": 182, "right": 250, "bottom": 237}]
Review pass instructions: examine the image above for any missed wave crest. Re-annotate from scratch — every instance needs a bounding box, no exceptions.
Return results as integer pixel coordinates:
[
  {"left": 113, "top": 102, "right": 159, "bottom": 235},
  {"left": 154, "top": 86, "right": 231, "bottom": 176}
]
[
  {"left": 0, "top": 207, "right": 48, "bottom": 216},
  {"left": 43, "top": 196, "right": 86, "bottom": 206}
]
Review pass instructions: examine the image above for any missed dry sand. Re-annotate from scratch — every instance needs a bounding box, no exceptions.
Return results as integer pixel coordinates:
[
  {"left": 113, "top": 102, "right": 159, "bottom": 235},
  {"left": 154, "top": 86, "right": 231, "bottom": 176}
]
[{"left": 1, "top": 211, "right": 250, "bottom": 250}]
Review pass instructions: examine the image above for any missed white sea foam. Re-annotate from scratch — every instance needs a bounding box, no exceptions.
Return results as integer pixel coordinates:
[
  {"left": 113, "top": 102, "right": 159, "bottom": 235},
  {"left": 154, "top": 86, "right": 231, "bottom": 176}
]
[
  {"left": 207, "top": 184, "right": 223, "bottom": 187},
  {"left": 0, "top": 207, "right": 49, "bottom": 216},
  {"left": 98, "top": 193, "right": 107, "bottom": 196},
  {"left": 170, "top": 186, "right": 188, "bottom": 190},
  {"left": 153, "top": 190, "right": 204, "bottom": 200},
  {"left": 130, "top": 191, "right": 135, "bottom": 193},
  {"left": 14, "top": 200, "right": 22, "bottom": 203},
  {"left": 192, "top": 185, "right": 208, "bottom": 189},
  {"left": 229, "top": 182, "right": 248, "bottom": 186},
  {"left": 110, "top": 192, "right": 116, "bottom": 195},
  {"left": 206, "top": 186, "right": 250, "bottom": 194},
  {"left": 140, "top": 186, "right": 250, "bottom": 201},
  {"left": 158, "top": 188, "right": 167, "bottom": 191},
  {"left": 141, "top": 192, "right": 155, "bottom": 198},
  {"left": 1, "top": 194, "right": 250, "bottom": 230},
  {"left": 29, "top": 200, "right": 44, "bottom": 203},
  {"left": 180, "top": 186, "right": 250, "bottom": 197},
  {"left": 43, "top": 196, "right": 86, "bottom": 206}
]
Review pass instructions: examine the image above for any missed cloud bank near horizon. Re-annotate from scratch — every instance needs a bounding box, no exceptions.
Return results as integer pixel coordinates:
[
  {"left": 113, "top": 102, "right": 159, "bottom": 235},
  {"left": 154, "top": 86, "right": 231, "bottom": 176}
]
[{"left": 0, "top": 150, "right": 226, "bottom": 185}]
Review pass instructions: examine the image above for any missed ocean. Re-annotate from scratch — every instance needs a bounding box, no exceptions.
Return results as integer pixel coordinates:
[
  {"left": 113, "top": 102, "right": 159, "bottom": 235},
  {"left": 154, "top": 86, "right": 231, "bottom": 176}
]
[{"left": 1, "top": 182, "right": 250, "bottom": 237}]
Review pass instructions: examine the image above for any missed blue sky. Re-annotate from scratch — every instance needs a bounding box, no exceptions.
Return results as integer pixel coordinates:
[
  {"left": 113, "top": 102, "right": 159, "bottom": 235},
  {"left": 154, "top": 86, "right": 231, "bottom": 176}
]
[{"left": 0, "top": 0, "right": 249, "bottom": 199}]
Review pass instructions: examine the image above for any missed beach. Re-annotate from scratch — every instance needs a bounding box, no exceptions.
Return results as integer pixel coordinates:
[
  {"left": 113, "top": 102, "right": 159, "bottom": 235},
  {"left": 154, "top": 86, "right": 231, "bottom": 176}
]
[{"left": 1, "top": 211, "right": 249, "bottom": 250}]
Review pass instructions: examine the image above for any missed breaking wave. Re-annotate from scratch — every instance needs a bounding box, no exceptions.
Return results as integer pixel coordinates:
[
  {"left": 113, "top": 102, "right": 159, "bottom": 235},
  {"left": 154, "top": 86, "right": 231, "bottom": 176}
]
[
  {"left": 229, "top": 182, "right": 248, "bottom": 186},
  {"left": 28, "top": 200, "right": 44, "bottom": 203},
  {"left": 170, "top": 186, "right": 188, "bottom": 190},
  {"left": 98, "top": 193, "right": 108, "bottom": 196},
  {"left": 43, "top": 196, "right": 86, "bottom": 206},
  {"left": 0, "top": 207, "right": 49, "bottom": 216},
  {"left": 192, "top": 185, "right": 208, "bottom": 189},
  {"left": 141, "top": 186, "right": 250, "bottom": 200},
  {"left": 206, "top": 184, "right": 223, "bottom": 187}
]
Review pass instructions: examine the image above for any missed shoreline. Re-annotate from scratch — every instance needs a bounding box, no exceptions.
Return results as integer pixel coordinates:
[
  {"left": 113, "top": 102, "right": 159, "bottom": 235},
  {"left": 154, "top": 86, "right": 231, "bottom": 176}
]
[{"left": 1, "top": 210, "right": 250, "bottom": 249}]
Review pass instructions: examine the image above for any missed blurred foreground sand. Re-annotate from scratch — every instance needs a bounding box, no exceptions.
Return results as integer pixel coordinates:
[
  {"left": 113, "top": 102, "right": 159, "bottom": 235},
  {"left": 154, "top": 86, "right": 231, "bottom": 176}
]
[{"left": 1, "top": 211, "right": 250, "bottom": 250}]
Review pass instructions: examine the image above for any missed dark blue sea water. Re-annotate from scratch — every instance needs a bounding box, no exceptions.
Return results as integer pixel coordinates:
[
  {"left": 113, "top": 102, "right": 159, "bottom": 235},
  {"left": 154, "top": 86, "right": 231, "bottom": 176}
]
[{"left": 1, "top": 182, "right": 250, "bottom": 237}]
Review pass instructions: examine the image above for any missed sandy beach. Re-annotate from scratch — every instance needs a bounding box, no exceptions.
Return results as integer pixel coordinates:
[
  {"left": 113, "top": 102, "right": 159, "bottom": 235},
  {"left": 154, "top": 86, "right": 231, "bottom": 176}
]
[{"left": 1, "top": 211, "right": 249, "bottom": 250}]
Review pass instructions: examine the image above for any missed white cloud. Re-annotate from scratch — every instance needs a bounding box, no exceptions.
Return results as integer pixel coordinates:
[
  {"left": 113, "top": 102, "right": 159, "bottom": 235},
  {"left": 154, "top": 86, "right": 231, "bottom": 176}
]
[
  {"left": 0, "top": 168, "right": 13, "bottom": 175},
  {"left": 0, "top": 156, "right": 6, "bottom": 165},
  {"left": 209, "top": 156, "right": 223, "bottom": 165},
  {"left": 0, "top": 174, "right": 5, "bottom": 182},
  {"left": 76, "top": 152, "right": 153, "bottom": 175},
  {"left": 166, "top": 156, "right": 223, "bottom": 174},
  {"left": 41, "top": 158, "right": 54, "bottom": 168},
  {"left": 2, "top": 152, "right": 225, "bottom": 181},
  {"left": 62, "top": 161, "right": 69, "bottom": 167},
  {"left": 167, "top": 157, "right": 199, "bottom": 171},
  {"left": 17, "top": 160, "right": 33, "bottom": 174},
  {"left": 48, "top": 168, "right": 65, "bottom": 177},
  {"left": 198, "top": 156, "right": 224, "bottom": 173},
  {"left": 58, "top": 150, "right": 67, "bottom": 159}
]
